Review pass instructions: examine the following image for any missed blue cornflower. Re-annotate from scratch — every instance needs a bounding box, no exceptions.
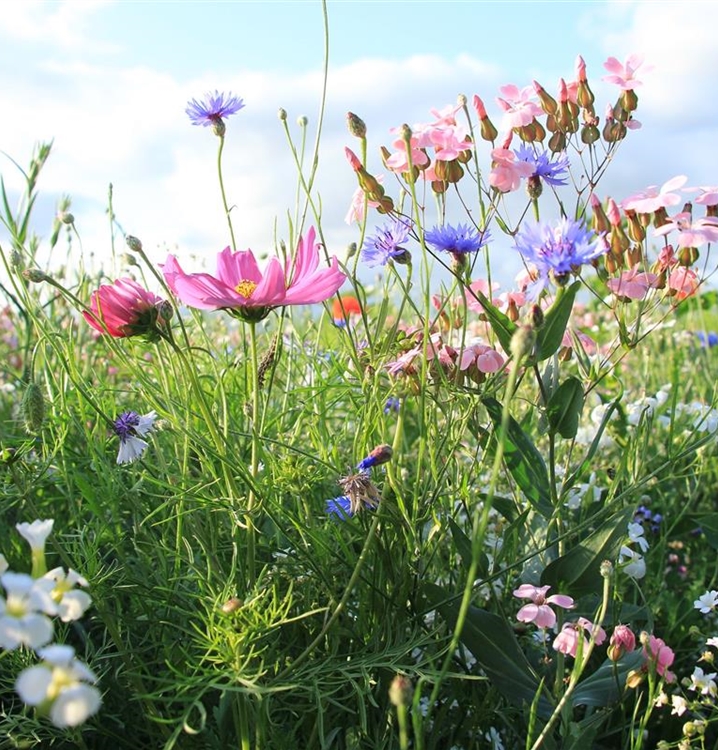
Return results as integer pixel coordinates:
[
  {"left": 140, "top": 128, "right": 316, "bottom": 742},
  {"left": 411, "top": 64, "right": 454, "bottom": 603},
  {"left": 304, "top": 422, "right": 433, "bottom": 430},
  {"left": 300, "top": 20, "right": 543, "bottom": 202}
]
[
  {"left": 185, "top": 91, "right": 245, "bottom": 130},
  {"left": 696, "top": 331, "right": 718, "bottom": 348},
  {"left": 424, "top": 223, "right": 491, "bottom": 255},
  {"left": 113, "top": 410, "right": 157, "bottom": 465},
  {"left": 326, "top": 495, "right": 353, "bottom": 519},
  {"left": 361, "top": 219, "right": 412, "bottom": 267},
  {"left": 514, "top": 144, "right": 570, "bottom": 187},
  {"left": 356, "top": 444, "right": 393, "bottom": 471},
  {"left": 384, "top": 397, "right": 401, "bottom": 415},
  {"left": 513, "top": 218, "right": 606, "bottom": 298}
]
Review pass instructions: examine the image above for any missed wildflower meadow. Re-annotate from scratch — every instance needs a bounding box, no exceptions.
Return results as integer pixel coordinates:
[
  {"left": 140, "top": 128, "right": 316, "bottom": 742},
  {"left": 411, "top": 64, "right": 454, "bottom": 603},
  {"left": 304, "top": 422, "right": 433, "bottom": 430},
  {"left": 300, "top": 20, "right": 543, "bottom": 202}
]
[{"left": 2, "top": 12, "right": 718, "bottom": 750}]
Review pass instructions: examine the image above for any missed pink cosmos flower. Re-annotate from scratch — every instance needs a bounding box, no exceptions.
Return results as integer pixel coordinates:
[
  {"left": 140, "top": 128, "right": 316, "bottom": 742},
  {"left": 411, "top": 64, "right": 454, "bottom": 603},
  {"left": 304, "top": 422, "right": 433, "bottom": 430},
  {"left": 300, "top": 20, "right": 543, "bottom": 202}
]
[
  {"left": 513, "top": 584, "right": 574, "bottom": 629},
  {"left": 83, "top": 278, "right": 167, "bottom": 339},
  {"left": 496, "top": 84, "right": 543, "bottom": 129},
  {"left": 667, "top": 267, "right": 699, "bottom": 301},
  {"left": 162, "top": 227, "right": 345, "bottom": 320},
  {"left": 489, "top": 148, "right": 534, "bottom": 193},
  {"left": 620, "top": 175, "right": 688, "bottom": 214},
  {"left": 654, "top": 213, "right": 718, "bottom": 248},
  {"left": 607, "top": 268, "right": 660, "bottom": 300},
  {"left": 608, "top": 624, "right": 636, "bottom": 661},
  {"left": 643, "top": 634, "right": 676, "bottom": 682},
  {"left": 602, "top": 54, "right": 652, "bottom": 90}
]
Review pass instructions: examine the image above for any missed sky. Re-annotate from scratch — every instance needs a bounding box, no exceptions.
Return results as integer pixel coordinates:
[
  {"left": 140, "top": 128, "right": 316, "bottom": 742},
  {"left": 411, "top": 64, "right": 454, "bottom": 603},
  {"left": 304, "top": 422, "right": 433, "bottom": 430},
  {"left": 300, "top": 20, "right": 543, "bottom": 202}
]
[{"left": 1, "top": 0, "right": 717, "bottom": 289}]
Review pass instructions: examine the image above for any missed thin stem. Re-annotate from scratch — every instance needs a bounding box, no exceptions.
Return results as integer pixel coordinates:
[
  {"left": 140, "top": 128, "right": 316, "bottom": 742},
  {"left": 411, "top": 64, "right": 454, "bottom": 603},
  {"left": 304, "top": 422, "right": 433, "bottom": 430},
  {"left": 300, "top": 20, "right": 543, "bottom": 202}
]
[{"left": 217, "top": 134, "right": 237, "bottom": 251}]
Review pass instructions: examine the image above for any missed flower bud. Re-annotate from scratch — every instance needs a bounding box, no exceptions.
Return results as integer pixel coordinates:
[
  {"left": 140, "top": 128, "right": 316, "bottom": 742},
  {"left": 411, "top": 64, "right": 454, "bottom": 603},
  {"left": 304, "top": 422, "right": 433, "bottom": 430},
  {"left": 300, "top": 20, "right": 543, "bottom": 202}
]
[
  {"left": 590, "top": 194, "right": 610, "bottom": 235},
  {"left": 580, "top": 123, "right": 600, "bottom": 144},
  {"left": 278, "top": 108, "right": 287, "bottom": 121},
  {"left": 221, "top": 597, "right": 243, "bottom": 614},
  {"left": 389, "top": 674, "right": 414, "bottom": 707},
  {"left": 526, "top": 175, "right": 543, "bottom": 200},
  {"left": 22, "top": 381, "right": 45, "bottom": 434},
  {"left": 533, "top": 81, "right": 558, "bottom": 116},
  {"left": 621, "top": 89, "right": 639, "bottom": 113},
  {"left": 297, "top": 115, "right": 308, "bottom": 128},
  {"left": 346, "top": 112, "right": 366, "bottom": 139},
  {"left": 212, "top": 118, "right": 226, "bottom": 138},
  {"left": 510, "top": 325, "right": 536, "bottom": 360},
  {"left": 548, "top": 131, "right": 566, "bottom": 154},
  {"left": 434, "top": 159, "right": 464, "bottom": 184},
  {"left": 22, "top": 268, "right": 49, "bottom": 284},
  {"left": 125, "top": 235, "right": 143, "bottom": 253},
  {"left": 58, "top": 211, "right": 75, "bottom": 225}
]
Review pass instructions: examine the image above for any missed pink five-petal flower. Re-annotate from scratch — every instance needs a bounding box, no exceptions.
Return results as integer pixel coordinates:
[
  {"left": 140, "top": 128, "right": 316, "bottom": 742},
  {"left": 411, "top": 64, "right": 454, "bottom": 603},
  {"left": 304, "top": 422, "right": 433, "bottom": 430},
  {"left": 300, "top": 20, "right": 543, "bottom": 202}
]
[
  {"left": 607, "top": 267, "right": 659, "bottom": 300},
  {"left": 553, "top": 618, "right": 606, "bottom": 658},
  {"left": 162, "top": 227, "right": 345, "bottom": 319},
  {"left": 620, "top": 175, "right": 688, "bottom": 214},
  {"left": 654, "top": 213, "right": 718, "bottom": 248},
  {"left": 687, "top": 185, "right": 718, "bottom": 207},
  {"left": 602, "top": 54, "right": 652, "bottom": 90},
  {"left": 489, "top": 148, "right": 534, "bottom": 193},
  {"left": 667, "top": 266, "right": 699, "bottom": 301},
  {"left": 608, "top": 624, "right": 636, "bottom": 661},
  {"left": 496, "top": 84, "right": 543, "bottom": 129},
  {"left": 458, "top": 343, "right": 504, "bottom": 374},
  {"left": 513, "top": 584, "right": 574, "bottom": 629},
  {"left": 345, "top": 176, "right": 384, "bottom": 224},
  {"left": 82, "top": 278, "right": 166, "bottom": 338}
]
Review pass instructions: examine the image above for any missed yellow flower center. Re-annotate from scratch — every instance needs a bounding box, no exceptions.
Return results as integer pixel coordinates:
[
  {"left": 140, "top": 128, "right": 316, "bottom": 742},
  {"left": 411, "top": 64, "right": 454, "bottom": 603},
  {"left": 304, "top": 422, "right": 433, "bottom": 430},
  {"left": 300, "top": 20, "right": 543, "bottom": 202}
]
[{"left": 234, "top": 280, "right": 257, "bottom": 299}]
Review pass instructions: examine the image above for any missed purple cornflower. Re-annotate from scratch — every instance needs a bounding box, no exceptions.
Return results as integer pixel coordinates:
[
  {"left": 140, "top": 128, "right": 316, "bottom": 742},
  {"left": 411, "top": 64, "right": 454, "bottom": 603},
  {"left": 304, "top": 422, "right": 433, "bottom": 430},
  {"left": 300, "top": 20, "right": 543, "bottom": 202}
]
[
  {"left": 384, "top": 397, "right": 401, "bottom": 415},
  {"left": 697, "top": 331, "right": 718, "bottom": 348},
  {"left": 113, "top": 410, "right": 157, "bottom": 465},
  {"left": 360, "top": 219, "right": 412, "bottom": 267},
  {"left": 424, "top": 223, "right": 491, "bottom": 255},
  {"left": 356, "top": 444, "right": 393, "bottom": 471},
  {"left": 513, "top": 218, "right": 606, "bottom": 298},
  {"left": 185, "top": 91, "right": 245, "bottom": 133},
  {"left": 514, "top": 144, "right": 570, "bottom": 187}
]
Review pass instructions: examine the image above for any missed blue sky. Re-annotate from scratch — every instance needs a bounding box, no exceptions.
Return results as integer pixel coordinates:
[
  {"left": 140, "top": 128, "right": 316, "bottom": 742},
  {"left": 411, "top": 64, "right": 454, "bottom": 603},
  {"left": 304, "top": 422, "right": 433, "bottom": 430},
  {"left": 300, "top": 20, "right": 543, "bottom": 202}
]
[{"left": 1, "top": 1, "right": 717, "bottom": 288}]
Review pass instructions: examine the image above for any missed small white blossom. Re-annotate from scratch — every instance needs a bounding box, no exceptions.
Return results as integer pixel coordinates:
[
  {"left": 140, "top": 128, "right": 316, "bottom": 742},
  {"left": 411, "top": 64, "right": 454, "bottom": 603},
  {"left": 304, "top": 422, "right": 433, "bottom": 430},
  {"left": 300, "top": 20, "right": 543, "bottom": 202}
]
[
  {"left": 16, "top": 519, "right": 54, "bottom": 553},
  {"left": 671, "top": 695, "right": 688, "bottom": 716},
  {"left": 619, "top": 546, "right": 646, "bottom": 579},
  {"left": 43, "top": 568, "right": 92, "bottom": 622},
  {"left": 0, "top": 572, "right": 57, "bottom": 650},
  {"left": 694, "top": 590, "right": 718, "bottom": 614},
  {"left": 688, "top": 666, "right": 717, "bottom": 696},
  {"left": 706, "top": 636, "right": 718, "bottom": 648},
  {"left": 484, "top": 726, "right": 505, "bottom": 750},
  {"left": 15, "top": 644, "right": 101, "bottom": 728},
  {"left": 627, "top": 522, "right": 649, "bottom": 553}
]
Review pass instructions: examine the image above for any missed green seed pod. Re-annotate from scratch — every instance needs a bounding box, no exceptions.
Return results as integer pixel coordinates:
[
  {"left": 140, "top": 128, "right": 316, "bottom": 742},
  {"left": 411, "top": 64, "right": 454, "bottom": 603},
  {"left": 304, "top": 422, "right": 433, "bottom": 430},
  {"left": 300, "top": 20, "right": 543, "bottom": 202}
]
[{"left": 22, "top": 381, "right": 45, "bottom": 434}]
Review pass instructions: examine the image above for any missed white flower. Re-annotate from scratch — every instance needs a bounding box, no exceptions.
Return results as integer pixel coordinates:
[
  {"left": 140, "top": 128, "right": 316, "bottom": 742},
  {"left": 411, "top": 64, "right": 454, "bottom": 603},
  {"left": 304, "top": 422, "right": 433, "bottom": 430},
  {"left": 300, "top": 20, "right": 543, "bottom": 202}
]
[
  {"left": 688, "top": 666, "right": 717, "bottom": 696},
  {"left": 0, "top": 554, "right": 7, "bottom": 575},
  {"left": 484, "top": 726, "right": 505, "bottom": 750},
  {"left": 619, "top": 546, "right": 646, "bottom": 579},
  {"left": 627, "top": 522, "right": 649, "bottom": 553},
  {"left": 671, "top": 694, "right": 688, "bottom": 716},
  {"left": 43, "top": 567, "right": 92, "bottom": 622},
  {"left": 706, "top": 636, "right": 718, "bottom": 648},
  {"left": 694, "top": 590, "right": 718, "bottom": 614},
  {"left": 16, "top": 519, "right": 54, "bottom": 553},
  {"left": 0, "top": 572, "right": 57, "bottom": 650},
  {"left": 15, "top": 644, "right": 101, "bottom": 728},
  {"left": 114, "top": 410, "right": 158, "bottom": 464}
]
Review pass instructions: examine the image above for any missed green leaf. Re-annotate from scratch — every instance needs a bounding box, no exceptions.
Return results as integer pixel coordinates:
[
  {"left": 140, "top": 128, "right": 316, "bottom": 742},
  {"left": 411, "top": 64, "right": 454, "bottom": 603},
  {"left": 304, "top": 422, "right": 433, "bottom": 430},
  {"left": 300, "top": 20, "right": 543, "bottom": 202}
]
[
  {"left": 693, "top": 514, "right": 718, "bottom": 550},
  {"left": 423, "top": 583, "right": 554, "bottom": 717},
  {"left": 448, "top": 518, "right": 489, "bottom": 577},
  {"left": 572, "top": 650, "right": 645, "bottom": 707},
  {"left": 536, "top": 281, "right": 580, "bottom": 361},
  {"left": 541, "top": 506, "right": 633, "bottom": 597},
  {"left": 546, "top": 377, "right": 584, "bottom": 439},
  {"left": 482, "top": 397, "right": 553, "bottom": 518},
  {"left": 467, "top": 287, "right": 516, "bottom": 356}
]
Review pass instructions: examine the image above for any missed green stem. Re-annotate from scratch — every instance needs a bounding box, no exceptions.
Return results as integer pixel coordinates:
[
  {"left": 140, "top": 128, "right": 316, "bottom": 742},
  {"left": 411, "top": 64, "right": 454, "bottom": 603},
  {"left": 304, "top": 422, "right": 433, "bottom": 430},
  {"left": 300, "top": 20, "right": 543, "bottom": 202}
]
[
  {"left": 217, "top": 134, "right": 237, "bottom": 251},
  {"left": 246, "top": 320, "right": 262, "bottom": 586}
]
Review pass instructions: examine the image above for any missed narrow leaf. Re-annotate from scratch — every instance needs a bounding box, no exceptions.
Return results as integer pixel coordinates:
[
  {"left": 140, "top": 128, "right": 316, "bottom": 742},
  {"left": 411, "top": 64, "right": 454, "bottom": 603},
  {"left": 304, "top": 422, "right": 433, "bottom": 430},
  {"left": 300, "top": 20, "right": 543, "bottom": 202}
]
[
  {"left": 536, "top": 281, "right": 580, "bottom": 361},
  {"left": 546, "top": 376, "right": 584, "bottom": 439},
  {"left": 467, "top": 287, "right": 516, "bottom": 356}
]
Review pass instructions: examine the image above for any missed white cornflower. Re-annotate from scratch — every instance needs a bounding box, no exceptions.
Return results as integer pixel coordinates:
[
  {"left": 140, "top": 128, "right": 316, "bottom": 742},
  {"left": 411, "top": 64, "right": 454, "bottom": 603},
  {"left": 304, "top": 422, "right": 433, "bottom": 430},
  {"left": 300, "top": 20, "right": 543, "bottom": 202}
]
[
  {"left": 15, "top": 644, "right": 101, "bottom": 728},
  {"left": 113, "top": 410, "right": 158, "bottom": 464}
]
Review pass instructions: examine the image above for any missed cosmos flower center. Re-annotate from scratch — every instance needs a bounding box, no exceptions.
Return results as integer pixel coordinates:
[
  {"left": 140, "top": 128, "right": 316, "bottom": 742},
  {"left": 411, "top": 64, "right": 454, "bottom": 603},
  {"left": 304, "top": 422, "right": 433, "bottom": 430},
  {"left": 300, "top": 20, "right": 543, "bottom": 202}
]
[{"left": 235, "top": 280, "right": 258, "bottom": 299}]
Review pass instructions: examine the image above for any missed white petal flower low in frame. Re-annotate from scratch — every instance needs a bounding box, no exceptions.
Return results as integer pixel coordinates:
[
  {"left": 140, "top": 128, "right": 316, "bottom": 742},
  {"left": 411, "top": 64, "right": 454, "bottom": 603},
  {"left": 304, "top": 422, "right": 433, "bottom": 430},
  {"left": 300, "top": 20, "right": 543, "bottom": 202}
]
[
  {"left": 15, "top": 644, "right": 102, "bottom": 728},
  {"left": 694, "top": 590, "right": 718, "bottom": 614},
  {"left": 112, "top": 410, "right": 158, "bottom": 464},
  {"left": 0, "top": 572, "right": 57, "bottom": 650},
  {"left": 618, "top": 546, "right": 646, "bottom": 580},
  {"left": 43, "top": 568, "right": 93, "bottom": 622},
  {"left": 16, "top": 519, "right": 54, "bottom": 553}
]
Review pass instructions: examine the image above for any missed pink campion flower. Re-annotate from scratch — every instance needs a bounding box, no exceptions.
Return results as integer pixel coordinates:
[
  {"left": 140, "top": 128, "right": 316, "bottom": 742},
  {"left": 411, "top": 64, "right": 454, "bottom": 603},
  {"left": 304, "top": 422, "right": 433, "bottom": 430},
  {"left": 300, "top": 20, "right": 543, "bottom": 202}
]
[
  {"left": 620, "top": 175, "right": 688, "bottom": 214},
  {"left": 496, "top": 84, "right": 543, "bottom": 129},
  {"left": 667, "top": 266, "right": 699, "bottom": 301},
  {"left": 608, "top": 625, "right": 637, "bottom": 661},
  {"left": 428, "top": 124, "right": 472, "bottom": 161},
  {"left": 466, "top": 279, "right": 501, "bottom": 314},
  {"left": 458, "top": 343, "right": 505, "bottom": 374},
  {"left": 345, "top": 177, "right": 384, "bottom": 224},
  {"left": 385, "top": 126, "right": 432, "bottom": 173},
  {"left": 602, "top": 54, "right": 652, "bottom": 90},
  {"left": 643, "top": 634, "right": 676, "bottom": 682},
  {"left": 687, "top": 185, "right": 718, "bottom": 207},
  {"left": 513, "top": 584, "right": 575, "bottom": 629},
  {"left": 575, "top": 55, "right": 588, "bottom": 83},
  {"left": 561, "top": 328, "right": 597, "bottom": 355},
  {"left": 161, "top": 227, "right": 346, "bottom": 322},
  {"left": 607, "top": 268, "right": 660, "bottom": 300},
  {"left": 654, "top": 213, "right": 718, "bottom": 247},
  {"left": 428, "top": 103, "right": 462, "bottom": 126},
  {"left": 553, "top": 618, "right": 606, "bottom": 658},
  {"left": 656, "top": 244, "right": 678, "bottom": 271},
  {"left": 82, "top": 278, "right": 167, "bottom": 339},
  {"left": 489, "top": 148, "right": 534, "bottom": 192}
]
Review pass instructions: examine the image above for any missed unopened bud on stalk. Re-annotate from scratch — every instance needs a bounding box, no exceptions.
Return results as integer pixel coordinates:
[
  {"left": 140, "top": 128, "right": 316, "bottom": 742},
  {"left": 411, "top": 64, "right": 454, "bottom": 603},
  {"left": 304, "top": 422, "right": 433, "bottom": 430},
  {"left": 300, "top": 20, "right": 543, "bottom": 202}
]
[
  {"left": 297, "top": 115, "right": 308, "bottom": 128},
  {"left": 590, "top": 194, "right": 610, "bottom": 235},
  {"left": 346, "top": 242, "right": 357, "bottom": 259},
  {"left": 278, "top": 108, "right": 287, "bottom": 121},
  {"left": 533, "top": 81, "right": 558, "bottom": 116},
  {"left": 529, "top": 304, "right": 544, "bottom": 330},
  {"left": 157, "top": 300, "right": 175, "bottom": 322},
  {"left": 58, "top": 211, "right": 75, "bottom": 225},
  {"left": 580, "top": 123, "right": 600, "bottom": 144},
  {"left": 22, "top": 268, "right": 49, "bottom": 284},
  {"left": 11, "top": 248, "right": 24, "bottom": 270},
  {"left": 526, "top": 175, "right": 543, "bottom": 200},
  {"left": 121, "top": 253, "right": 139, "bottom": 267},
  {"left": 510, "top": 325, "right": 536, "bottom": 360},
  {"left": 388, "top": 675, "right": 414, "bottom": 707},
  {"left": 125, "top": 235, "right": 143, "bottom": 253},
  {"left": 212, "top": 119, "right": 226, "bottom": 138},
  {"left": 621, "top": 89, "right": 639, "bottom": 113},
  {"left": 346, "top": 112, "right": 366, "bottom": 139},
  {"left": 548, "top": 131, "right": 566, "bottom": 153},
  {"left": 22, "top": 381, "right": 45, "bottom": 434},
  {"left": 472, "top": 95, "right": 499, "bottom": 142}
]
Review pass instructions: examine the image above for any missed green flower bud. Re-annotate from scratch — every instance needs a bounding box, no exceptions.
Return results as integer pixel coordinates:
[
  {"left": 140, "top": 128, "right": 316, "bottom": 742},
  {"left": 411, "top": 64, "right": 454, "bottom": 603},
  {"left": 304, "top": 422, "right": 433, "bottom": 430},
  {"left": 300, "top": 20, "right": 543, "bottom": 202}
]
[{"left": 22, "top": 381, "right": 45, "bottom": 434}]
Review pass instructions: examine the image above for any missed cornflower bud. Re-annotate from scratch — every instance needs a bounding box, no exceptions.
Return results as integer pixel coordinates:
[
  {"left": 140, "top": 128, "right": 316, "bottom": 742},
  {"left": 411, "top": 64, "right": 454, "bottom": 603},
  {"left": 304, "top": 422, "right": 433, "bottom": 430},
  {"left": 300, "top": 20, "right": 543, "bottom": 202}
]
[
  {"left": 389, "top": 675, "right": 414, "bottom": 707},
  {"left": 125, "top": 235, "right": 143, "bottom": 253},
  {"left": 526, "top": 175, "right": 543, "bottom": 200},
  {"left": 58, "top": 211, "right": 75, "bottom": 225},
  {"left": 277, "top": 108, "right": 287, "bottom": 121},
  {"left": 510, "top": 325, "right": 536, "bottom": 361},
  {"left": 22, "top": 268, "right": 49, "bottom": 284},
  {"left": 346, "top": 112, "right": 367, "bottom": 139},
  {"left": 212, "top": 119, "right": 226, "bottom": 138},
  {"left": 529, "top": 304, "right": 544, "bottom": 329}
]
